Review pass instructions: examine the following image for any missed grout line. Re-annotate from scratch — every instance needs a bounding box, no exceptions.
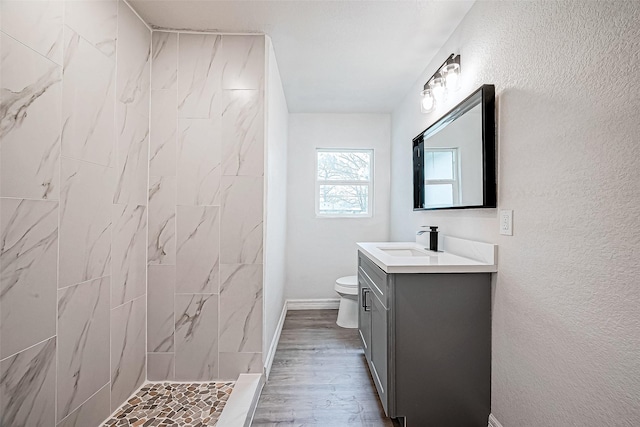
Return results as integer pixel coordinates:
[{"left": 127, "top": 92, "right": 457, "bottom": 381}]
[
  {"left": 153, "top": 28, "right": 265, "bottom": 36},
  {"left": 110, "top": 292, "right": 146, "bottom": 311},
  {"left": 122, "top": 0, "right": 153, "bottom": 32},
  {"left": 0, "top": 29, "right": 62, "bottom": 67},
  {"left": 0, "top": 335, "right": 56, "bottom": 364},
  {"left": 57, "top": 274, "right": 111, "bottom": 291},
  {"left": 57, "top": 381, "right": 111, "bottom": 426}
]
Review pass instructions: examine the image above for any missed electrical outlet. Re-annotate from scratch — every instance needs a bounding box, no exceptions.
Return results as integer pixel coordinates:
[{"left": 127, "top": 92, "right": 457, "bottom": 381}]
[{"left": 500, "top": 210, "right": 513, "bottom": 236}]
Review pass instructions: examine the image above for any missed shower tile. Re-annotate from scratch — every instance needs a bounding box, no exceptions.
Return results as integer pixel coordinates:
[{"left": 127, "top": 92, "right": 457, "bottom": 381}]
[
  {"left": 178, "top": 33, "right": 223, "bottom": 118},
  {"left": 221, "top": 89, "right": 264, "bottom": 176},
  {"left": 0, "top": 33, "right": 61, "bottom": 200},
  {"left": 150, "top": 90, "right": 177, "bottom": 177},
  {"left": 111, "top": 204, "right": 147, "bottom": 308},
  {"left": 111, "top": 296, "right": 146, "bottom": 412},
  {"left": 148, "top": 176, "right": 176, "bottom": 265},
  {"left": 57, "top": 276, "right": 110, "bottom": 422},
  {"left": 219, "top": 352, "right": 262, "bottom": 380},
  {"left": 147, "top": 353, "right": 175, "bottom": 381},
  {"left": 221, "top": 35, "right": 264, "bottom": 90},
  {"left": 104, "top": 382, "right": 233, "bottom": 427},
  {"left": 0, "top": 337, "right": 56, "bottom": 427},
  {"left": 57, "top": 383, "right": 110, "bottom": 427},
  {"left": 219, "top": 264, "right": 263, "bottom": 353},
  {"left": 1, "top": 0, "right": 63, "bottom": 65},
  {"left": 61, "top": 27, "right": 115, "bottom": 167},
  {"left": 147, "top": 265, "right": 175, "bottom": 353},
  {"left": 65, "top": 0, "right": 117, "bottom": 58},
  {"left": 176, "top": 206, "right": 220, "bottom": 294},
  {"left": 174, "top": 294, "right": 219, "bottom": 381},
  {"left": 220, "top": 176, "right": 263, "bottom": 264},
  {"left": 113, "top": 103, "right": 149, "bottom": 206},
  {"left": 0, "top": 199, "right": 58, "bottom": 359},
  {"left": 59, "top": 158, "right": 113, "bottom": 288},
  {"left": 116, "top": 0, "right": 150, "bottom": 118},
  {"left": 177, "top": 117, "right": 222, "bottom": 206},
  {"left": 151, "top": 31, "right": 177, "bottom": 90}
]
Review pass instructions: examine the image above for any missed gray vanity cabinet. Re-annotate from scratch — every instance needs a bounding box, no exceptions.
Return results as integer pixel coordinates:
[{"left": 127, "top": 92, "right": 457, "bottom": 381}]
[{"left": 357, "top": 250, "right": 491, "bottom": 427}]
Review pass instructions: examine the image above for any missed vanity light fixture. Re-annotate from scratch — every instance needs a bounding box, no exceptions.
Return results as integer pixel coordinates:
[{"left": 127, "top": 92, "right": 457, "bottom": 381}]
[{"left": 420, "top": 53, "right": 461, "bottom": 113}]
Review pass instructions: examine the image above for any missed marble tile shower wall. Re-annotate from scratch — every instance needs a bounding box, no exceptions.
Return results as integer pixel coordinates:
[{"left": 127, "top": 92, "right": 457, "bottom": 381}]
[
  {"left": 0, "top": 1, "right": 150, "bottom": 426},
  {"left": 147, "top": 32, "right": 265, "bottom": 382}
]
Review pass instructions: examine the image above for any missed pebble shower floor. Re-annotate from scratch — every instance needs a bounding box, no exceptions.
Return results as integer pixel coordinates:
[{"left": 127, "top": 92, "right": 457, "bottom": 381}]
[{"left": 104, "top": 382, "right": 235, "bottom": 427}]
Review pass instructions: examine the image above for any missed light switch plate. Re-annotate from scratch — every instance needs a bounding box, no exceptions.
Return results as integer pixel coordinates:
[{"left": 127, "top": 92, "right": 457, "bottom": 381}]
[{"left": 500, "top": 210, "right": 513, "bottom": 236}]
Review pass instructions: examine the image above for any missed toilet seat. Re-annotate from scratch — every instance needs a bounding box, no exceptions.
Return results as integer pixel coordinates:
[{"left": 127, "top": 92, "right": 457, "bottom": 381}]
[{"left": 335, "top": 275, "right": 358, "bottom": 295}]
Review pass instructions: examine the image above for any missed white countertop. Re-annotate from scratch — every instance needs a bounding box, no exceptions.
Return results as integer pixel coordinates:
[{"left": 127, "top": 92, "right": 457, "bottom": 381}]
[{"left": 357, "top": 237, "right": 498, "bottom": 274}]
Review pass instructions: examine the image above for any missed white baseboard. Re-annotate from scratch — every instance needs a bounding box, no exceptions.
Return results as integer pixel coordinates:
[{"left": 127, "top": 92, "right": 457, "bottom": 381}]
[
  {"left": 488, "top": 414, "right": 504, "bottom": 427},
  {"left": 264, "top": 301, "right": 287, "bottom": 378},
  {"left": 286, "top": 298, "right": 340, "bottom": 310}
]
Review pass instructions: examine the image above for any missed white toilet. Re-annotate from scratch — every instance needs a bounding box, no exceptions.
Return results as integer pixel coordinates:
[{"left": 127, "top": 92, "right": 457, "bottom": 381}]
[{"left": 334, "top": 275, "right": 358, "bottom": 328}]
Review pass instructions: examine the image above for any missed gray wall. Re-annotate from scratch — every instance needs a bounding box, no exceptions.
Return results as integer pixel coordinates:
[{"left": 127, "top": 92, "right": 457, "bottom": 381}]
[
  {"left": 285, "top": 114, "right": 391, "bottom": 300},
  {"left": 146, "top": 31, "right": 265, "bottom": 381},
  {"left": 263, "top": 38, "right": 289, "bottom": 369},
  {"left": 0, "top": 0, "right": 150, "bottom": 425},
  {"left": 390, "top": 1, "right": 640, "bottom": 425}
]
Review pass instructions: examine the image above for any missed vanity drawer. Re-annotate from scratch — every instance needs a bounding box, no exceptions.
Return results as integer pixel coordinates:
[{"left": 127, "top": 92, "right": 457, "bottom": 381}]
[{"left": 358, "top": 251, "right": 388, "bottom": 305}]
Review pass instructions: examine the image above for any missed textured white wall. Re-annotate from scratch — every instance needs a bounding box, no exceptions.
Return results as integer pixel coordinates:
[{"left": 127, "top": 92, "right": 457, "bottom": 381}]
[
  {"left": 263, "top": 38, "right": 289, "bottom": 363},
  {"left": 286, "top": 114, "right": 390, "bottom": 300},
  {"left": 390, "top": 1, "right": 640, "bottom": 425}
]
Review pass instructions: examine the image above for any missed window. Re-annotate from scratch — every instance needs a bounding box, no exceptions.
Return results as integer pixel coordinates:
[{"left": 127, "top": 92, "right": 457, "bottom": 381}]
[
  {"left": 316, "top": 149, "right": 373, "bottom": 217},
  {"left": 424, "top": 148, "right": 460, "bottom": 207}
]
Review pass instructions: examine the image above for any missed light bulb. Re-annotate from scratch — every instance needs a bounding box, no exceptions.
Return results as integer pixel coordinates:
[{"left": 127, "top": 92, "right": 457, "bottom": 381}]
[
  {"left": 443, "top": 63, "right": 460, "bottom": 91},
  {"left": 420, "top": 89, "right": 435, "bottom": 113},
  {"left": 429, "top": 74, "right": 446, "bottom": 101}
]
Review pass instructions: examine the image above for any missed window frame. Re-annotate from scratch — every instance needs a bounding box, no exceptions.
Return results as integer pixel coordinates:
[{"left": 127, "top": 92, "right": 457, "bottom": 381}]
[
  {"left": 315, "top": 148, "right": 374, "bottom": 218},
  {"left": 423, "top": 147, "right": 461, "bottom": 208}
]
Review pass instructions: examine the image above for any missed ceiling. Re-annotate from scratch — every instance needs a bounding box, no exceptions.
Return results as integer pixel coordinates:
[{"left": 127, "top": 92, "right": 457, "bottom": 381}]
[{"left": 129, "top": 0, "right": 475, "bottom": 113}]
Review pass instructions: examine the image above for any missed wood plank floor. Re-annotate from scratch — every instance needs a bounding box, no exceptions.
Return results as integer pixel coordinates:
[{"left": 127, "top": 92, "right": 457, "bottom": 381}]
[{"left": 252, "top": 310, "right": 400, "bottom": 426}]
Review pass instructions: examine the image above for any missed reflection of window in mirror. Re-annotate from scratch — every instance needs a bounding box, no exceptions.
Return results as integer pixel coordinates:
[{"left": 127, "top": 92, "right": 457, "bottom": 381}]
[{"left": 424, "top": 148, "right": 460, "bottom": 207}]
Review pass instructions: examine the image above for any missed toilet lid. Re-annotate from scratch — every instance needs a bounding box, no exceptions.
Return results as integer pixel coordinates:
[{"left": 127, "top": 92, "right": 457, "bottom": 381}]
[{"left": 336, "top": 275, "right": 357, "bottom": 287}]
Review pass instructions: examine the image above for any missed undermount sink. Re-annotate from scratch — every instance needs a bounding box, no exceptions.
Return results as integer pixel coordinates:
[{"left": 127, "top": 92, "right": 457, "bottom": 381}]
[{"left": 379, "top": 248, "right": 429, "bottom": 257}]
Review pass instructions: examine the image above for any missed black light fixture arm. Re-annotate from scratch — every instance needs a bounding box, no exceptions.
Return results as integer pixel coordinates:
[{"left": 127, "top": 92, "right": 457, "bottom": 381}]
[{"left": 423, "top": 53, "right": 457, "bottom": 90}]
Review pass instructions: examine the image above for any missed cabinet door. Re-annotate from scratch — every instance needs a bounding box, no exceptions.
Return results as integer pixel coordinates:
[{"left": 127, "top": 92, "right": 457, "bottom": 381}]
[
  {"left": 358, "top": 274, "right": 371, "bottom": 361},
  {"left": 370, "top": 291, "right": 388, "bottom": 415}
]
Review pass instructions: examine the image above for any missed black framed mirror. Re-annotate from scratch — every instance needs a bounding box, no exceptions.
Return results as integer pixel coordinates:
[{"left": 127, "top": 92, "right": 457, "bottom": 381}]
[{"left": 413, "top": 84, "right": 496, "bottom": 210}]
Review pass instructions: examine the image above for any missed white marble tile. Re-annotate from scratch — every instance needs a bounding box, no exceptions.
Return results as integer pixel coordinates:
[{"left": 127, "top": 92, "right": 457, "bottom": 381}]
[
  {"left": 219, "top": 352, "right": 262, "bottom": 380},
  {"left": 177, "top": 117, "right": 221, "bottom": 206},
  {"left": 59, "top": 157, "right": 113, "bottom": 288},
  {"left": 116, "top": 0, "right": 150, "bottom": 118},
  {"left": 0, "top": 33, "right": 61, "bottom": 200},
  {"left": 221, "top": 90, "right": 264, "bottom": 176},
  {"left": 150, "top": 90, "right": 177, "bottom": 177},
  {"left": 0, "top": 337, "right": 56, "bottom": 427},
  {"left": 61, "top": 27, "right": 115, "bottom": 167},
  {"left": 112, "top": 204, "right": 147, "bottom": 308},
  {"left": 147, "top": 353, "right": 175, "bottom": 381},
  {"left": 56, "top": 383, "right": 110, "bottom": 427},
  {"left": 220, "top": 176, "right": 263, "bottom": 264},
  {"left": 114, "top": 103, "right": 149, "bottom": 205},
  {"left": 221, "top": 35, "right": 265, "bottom": 90},
  {"left": 176, "top": 206, "right": 220, "bottom": 294},
  {"left": 147, "top": 265, "right": 175, "bottom": 353},
  {"left": 219, "top": 264, "right": 263, "bottom": 353},
  {"left": 0, "top": 199, "right": 58, "bottom": 359},
  {"left": 1, "top": 0, "right": 63, "bottom": 65},
  {"left": 174, "top": 294, "right": 219, "bottom": 381},
  {"left": 216, "top": 373, "right": 262, "bottom": 427},
  {"left": 178, "top": 33, "right": 223, "bottom": 118},
  {"left": 152, "top": 31, "right": 177, "bottom": 90},
  {"left": 148, "top": 176, "right": 176, "bottom": 265},
  {"left": 65, "top": 0, "right": 117, "bottom": 58},
  {"left": 57, "top": 277, "right": 110, "bottom": 422},
  {"left": 111, "top": 296, "right": 146, "bottom": 411}
]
